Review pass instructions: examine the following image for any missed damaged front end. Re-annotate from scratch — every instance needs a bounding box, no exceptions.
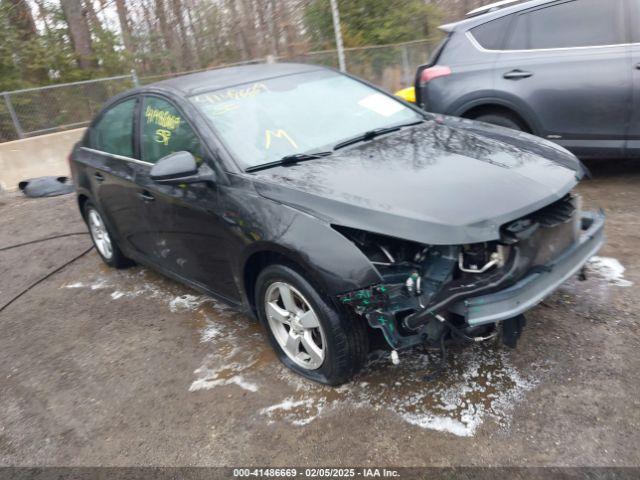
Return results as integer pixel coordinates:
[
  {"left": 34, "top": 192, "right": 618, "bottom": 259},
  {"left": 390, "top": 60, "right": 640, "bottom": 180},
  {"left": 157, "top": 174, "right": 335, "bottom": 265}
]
[{"left": 337, "top": 194, "right": 605, "bottom": 351}]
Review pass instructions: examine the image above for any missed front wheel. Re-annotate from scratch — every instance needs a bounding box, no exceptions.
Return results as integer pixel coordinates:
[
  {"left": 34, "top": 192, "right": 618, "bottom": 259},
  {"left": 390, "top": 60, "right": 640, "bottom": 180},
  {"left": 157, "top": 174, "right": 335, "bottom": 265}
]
[{"left": 256, "top": 264, "right": 368, "bottom": 385}]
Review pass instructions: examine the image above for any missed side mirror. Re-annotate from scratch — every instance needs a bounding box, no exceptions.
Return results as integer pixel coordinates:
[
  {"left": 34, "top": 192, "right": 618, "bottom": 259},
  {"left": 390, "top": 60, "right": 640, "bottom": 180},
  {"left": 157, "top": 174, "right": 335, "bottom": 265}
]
[{"left": 150, "top": 151, "right": 214, "bottom": 185}]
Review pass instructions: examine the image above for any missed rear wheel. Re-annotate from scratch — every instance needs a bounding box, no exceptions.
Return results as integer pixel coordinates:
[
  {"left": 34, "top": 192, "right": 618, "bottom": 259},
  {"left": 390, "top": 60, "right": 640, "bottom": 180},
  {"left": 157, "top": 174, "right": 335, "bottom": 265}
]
[
  {"left": 256, "top": 264, "right": 368, "bottom": 385},
  {"left": 84, "top": 201, "right": 131, "bottom": 269},
  {"left": 473, "top": 113, "right": 526, "bottom": 132}
]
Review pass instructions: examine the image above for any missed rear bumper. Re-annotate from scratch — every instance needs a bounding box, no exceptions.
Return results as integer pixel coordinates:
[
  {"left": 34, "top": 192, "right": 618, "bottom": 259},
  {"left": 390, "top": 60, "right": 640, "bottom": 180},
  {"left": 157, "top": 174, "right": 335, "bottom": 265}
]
[{"left": 449, "top": 211, "right": 605, "bottom": 326}]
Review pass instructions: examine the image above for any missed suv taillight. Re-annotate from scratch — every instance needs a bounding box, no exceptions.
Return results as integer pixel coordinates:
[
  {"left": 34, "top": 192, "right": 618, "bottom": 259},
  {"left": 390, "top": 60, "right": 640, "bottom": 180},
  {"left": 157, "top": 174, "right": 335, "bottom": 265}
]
[{"left": 420, "top": 65, "right": 452, "bottom": 84}]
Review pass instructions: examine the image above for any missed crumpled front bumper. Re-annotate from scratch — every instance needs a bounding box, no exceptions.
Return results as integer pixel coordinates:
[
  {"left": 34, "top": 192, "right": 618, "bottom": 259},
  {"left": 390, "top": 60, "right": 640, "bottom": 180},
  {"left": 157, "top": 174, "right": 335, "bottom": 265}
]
[{"left": 449, "top": 211, "right": 605, "bottom": 326}]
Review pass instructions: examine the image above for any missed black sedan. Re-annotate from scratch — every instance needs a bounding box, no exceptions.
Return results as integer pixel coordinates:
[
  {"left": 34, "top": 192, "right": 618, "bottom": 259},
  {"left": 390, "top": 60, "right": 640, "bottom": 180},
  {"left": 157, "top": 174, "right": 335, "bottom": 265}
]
[{"left": 70, "top": 63, "right": 604, "bottom": 385}]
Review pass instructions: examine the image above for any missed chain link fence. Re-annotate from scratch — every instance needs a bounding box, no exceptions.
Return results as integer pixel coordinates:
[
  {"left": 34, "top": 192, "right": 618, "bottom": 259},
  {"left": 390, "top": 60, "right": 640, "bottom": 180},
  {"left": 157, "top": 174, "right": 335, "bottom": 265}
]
[
  {"left": 0, "top": 38, "right": 438, "bottom": 143},
  {"left": 291, "top": 38, "right": 437, "bottom": 92},
  {"left": 0, "top": 74, "right": 138, "bottom": 143}
]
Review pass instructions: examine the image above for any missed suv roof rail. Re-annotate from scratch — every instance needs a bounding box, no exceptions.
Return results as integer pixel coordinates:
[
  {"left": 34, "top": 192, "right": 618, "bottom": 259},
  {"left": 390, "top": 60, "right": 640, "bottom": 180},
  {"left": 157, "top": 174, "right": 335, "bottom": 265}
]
[{"left": 466, "top": 0, "right": 524, "bottom": 17}]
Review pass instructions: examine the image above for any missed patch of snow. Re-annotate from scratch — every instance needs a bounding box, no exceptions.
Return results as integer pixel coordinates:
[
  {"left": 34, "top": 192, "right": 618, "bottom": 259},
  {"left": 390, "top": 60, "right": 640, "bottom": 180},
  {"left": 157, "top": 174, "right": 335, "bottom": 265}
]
[
  {"left": 401, "top": 412, "right": 479, "bottom": 437},
  {"left": 64, "top": 278, "right": 109, "bottom": 290},
  {"left": 259, "top": 397, "right": 324, "bottom": 426},
  {"left": 110, "top": 291, "right": 124, "bottom": 300},
  {"left": 200, "top": 322, "right": 222, "bottom": 342},
  {"left": 189, "top": 365, "right": 258, "bottom": 393},
  {"left": 169, "top": 294, "right": 206, "bottom": 312},
  {"left": 90, "top": 279, "right": 109, "bottom": 290},
  {"left": 588, "top": 256, "right": 633, "bottom": 287},
  {"left": 267, "top": 347, "right": 540, "bottom": 437}
]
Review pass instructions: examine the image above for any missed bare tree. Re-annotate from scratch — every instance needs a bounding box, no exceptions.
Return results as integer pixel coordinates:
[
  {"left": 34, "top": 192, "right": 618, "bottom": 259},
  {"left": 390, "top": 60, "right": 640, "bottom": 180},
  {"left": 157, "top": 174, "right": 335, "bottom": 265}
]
[
  {"left": 171, "top": 0, "right": 194, "bottom": 69},
  {"left": 155, "top": 0, "right": 178, "bottom": 70},
  {"left": 266, "top": 0, "right": 280, "bottom": 56},
  {"left": 115, "top": 0, "right": 134, "bottom": 52},
  {"left": 227, "top": 0, "right": 250, "bottom": 60},
  {"left": 60, "top": 0, "right": 96, "bottom": 69}
]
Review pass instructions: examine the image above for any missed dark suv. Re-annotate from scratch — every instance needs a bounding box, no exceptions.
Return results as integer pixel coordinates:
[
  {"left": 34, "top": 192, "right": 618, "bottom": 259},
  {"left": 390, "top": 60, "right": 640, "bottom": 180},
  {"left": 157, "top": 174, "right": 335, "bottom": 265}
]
[{"left": 415, "top": 0, "right": 640, "bottom": 159}]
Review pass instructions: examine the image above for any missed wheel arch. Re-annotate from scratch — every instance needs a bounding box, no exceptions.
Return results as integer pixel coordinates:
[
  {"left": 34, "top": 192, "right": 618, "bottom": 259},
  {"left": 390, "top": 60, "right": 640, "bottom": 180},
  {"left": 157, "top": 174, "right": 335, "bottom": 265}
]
[
  {"left": 461, "top": 104, "right": 532, "bottom": 132},
  {"left": 77, "top": 193, "right": 90, "bottom": 217},
  {"left": 242, "top": 245, "right": 334, "bottom": 317},
  {"left": 451, "top": 95, "right": 542, "bottom": 136}
]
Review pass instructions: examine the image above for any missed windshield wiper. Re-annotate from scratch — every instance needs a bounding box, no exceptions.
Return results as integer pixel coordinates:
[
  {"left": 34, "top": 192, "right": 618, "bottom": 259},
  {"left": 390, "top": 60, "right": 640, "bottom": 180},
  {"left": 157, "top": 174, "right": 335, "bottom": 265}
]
[
  {"left": 245, "top": 151, "right": 333, "bottom": 173},
  {"left": 333, "top": 120, "right": 425, "bottom": 150}
]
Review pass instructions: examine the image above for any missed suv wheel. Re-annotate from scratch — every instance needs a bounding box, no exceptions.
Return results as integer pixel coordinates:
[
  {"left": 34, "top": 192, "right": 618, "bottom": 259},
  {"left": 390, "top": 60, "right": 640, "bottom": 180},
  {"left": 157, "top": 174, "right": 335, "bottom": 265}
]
[
  {"left": 474, "top": 113, "right": 525, "bottom": 132},
  {"left": 256, "top": 264, "right": 368, "bottom": 385},
  {"left": 84, "top": 201, "right": 131, "bottom": 268}
]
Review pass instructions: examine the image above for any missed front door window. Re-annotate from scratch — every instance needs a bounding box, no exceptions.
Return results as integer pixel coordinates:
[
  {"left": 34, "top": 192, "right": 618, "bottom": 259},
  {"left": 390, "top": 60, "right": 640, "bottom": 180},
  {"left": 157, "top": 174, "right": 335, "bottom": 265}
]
[{"left": 141, "top": 96, "right": 202, "bottom": 164}]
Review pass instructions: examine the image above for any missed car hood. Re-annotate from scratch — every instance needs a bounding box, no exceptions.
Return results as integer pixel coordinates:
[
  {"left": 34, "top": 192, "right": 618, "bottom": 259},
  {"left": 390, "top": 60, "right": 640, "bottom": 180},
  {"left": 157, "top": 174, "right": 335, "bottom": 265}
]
[{"left": 251, "top": 117, "right": 582, "bottom": 245}]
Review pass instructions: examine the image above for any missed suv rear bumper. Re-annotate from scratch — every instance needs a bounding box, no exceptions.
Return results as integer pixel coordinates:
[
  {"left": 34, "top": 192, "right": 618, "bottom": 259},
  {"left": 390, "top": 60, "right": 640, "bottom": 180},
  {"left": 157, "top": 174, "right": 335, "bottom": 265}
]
[{"left": 449, "top": 211, "right": 605, "bottom": 326}]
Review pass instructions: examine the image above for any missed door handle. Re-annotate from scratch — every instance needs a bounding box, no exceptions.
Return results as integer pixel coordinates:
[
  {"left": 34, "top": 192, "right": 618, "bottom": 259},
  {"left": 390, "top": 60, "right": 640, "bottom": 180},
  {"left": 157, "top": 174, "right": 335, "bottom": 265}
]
[
  {"left": 503, "top": 69, "right": 533, "bottom": 80},
  {"left": 636, "top": 63, "right": 640, "bottom": 70},
  {"left": 138, "top": 191, "right": 155, "bottom": 202},
  {"left": 94, "top": 172, "right": 105, "bottom": 183}
]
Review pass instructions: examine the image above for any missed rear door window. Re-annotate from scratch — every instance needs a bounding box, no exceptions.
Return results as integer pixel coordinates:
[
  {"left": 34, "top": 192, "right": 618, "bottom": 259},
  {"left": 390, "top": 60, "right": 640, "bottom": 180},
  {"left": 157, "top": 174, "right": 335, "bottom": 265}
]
[
  {"left": 90, "top": 98, "right": 136, "bottom": 157},
  {"left": 470, "top": 15, "right": 513, "bottom": 50},
  {"left": 506, "top": 0, "right": 625, "bottom": 50},
  {"left": 141, "top": 96, "right": 202, "bottom": 164}
]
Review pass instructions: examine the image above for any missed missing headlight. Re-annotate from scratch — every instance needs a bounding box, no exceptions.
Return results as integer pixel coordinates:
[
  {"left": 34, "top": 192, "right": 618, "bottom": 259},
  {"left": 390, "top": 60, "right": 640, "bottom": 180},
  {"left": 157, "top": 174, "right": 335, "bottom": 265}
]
[{"left": 458, "top": 243, "right": 508, "bottom": 274}]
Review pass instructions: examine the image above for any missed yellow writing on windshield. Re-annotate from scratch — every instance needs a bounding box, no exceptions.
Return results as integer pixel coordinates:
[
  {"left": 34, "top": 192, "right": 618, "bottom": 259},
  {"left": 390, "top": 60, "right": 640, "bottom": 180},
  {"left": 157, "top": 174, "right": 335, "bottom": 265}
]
[
  {"left": 210, "top": 103, "right": 240, "bottom": 116},
  {"left": 145, "top": 106, "right": 181, "bottom": 131},
  {"left": 197, "top": 83, "right": 268, "bottom": 105},
  {"left": 154, "top": 129, "right": 172, "bottom": 145},
  {"left": 265, "top": 129, "right": 298, "bottom": 150}
]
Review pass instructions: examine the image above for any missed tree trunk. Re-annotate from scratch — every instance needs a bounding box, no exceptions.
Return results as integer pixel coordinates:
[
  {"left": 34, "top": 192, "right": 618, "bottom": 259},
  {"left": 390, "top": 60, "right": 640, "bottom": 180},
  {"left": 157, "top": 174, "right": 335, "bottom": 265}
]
[
  {"left": 60, "top": 0, "right": 96, "bottom": 69},
  {"left": 154, "top": 0, "right": 178, "bottom": 70},
  {"left": 171, "top": 0, "right": 194, "bottom": 69},
  {"left": 238, "top": 0, "right": 258, "bottom": 58},
  {"left": 115, "top": 0, "right": 134, "bottom": 52},
  {"left": 183, "top": 0, "right": 202, "bottom": 67},
  {"left": 227, "top": 0, "right": 250, "bottom": 61},
  {"left": 266, "top": 0, "right": 280, "bottom": 57}
]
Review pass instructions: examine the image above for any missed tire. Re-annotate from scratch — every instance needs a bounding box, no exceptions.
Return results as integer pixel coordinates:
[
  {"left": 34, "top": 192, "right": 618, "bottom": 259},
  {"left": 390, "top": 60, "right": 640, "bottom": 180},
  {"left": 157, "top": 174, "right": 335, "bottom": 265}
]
[
  {"left": 474, "top": 113, "right": 525, "bottom": 132},
  {"left": 255, "top": 264, "right": 368, "bottom": 385},
  {"left": 83, "top": 201, "right": 131, "bottom": 269}
]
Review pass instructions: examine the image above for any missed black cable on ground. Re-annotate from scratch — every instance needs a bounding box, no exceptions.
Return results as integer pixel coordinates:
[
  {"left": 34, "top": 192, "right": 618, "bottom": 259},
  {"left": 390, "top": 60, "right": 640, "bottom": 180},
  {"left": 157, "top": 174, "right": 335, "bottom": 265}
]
[
  {"left": 0, "top": 245, "right": 94, "bottom": 314},
  {"left": 0, "top": 232, "right": 89, "bottom": 252}
]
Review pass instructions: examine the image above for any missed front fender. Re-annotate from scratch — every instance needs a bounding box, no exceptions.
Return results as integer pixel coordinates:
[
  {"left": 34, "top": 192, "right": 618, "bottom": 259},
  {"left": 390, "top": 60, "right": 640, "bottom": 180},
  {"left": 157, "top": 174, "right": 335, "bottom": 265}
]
[
  {"left": 239, "top": 207, "right": 383, "bottom": 298},
  {"left": 220, "top": 179, "right": 383, "bottom": 306}
]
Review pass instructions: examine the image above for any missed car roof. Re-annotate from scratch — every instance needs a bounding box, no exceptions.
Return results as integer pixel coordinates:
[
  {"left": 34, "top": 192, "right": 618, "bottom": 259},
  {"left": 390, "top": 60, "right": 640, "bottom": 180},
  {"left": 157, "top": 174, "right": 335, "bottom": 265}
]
[
  {"left": 439, "top": 0, "right": 556, "bottom": 32},
  {"left": 146, "top": 62, "right": 326, "bottom": 96}
]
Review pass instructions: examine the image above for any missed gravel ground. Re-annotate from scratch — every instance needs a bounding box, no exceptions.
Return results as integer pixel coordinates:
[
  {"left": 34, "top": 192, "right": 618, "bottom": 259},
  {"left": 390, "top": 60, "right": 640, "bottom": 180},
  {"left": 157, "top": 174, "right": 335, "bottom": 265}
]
[{"left": 0, "top": 160, "right": 639, "bottom": 467}]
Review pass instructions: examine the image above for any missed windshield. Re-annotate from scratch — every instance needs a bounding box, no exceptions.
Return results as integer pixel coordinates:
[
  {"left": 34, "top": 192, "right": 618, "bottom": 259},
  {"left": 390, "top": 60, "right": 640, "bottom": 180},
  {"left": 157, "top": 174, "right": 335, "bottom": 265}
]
[{"left": 190, "top": 70, "right": 423, "bottom": 168}]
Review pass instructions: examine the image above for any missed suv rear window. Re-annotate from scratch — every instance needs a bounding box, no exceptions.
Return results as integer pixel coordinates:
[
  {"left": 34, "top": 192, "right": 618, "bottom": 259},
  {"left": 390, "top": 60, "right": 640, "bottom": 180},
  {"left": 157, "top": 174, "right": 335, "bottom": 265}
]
[
  {"left": 470, "top": 15, "right": 513, "bottom": 50},
  {"left": 506, "top": 0, "right": 625, "bottom": 50}
]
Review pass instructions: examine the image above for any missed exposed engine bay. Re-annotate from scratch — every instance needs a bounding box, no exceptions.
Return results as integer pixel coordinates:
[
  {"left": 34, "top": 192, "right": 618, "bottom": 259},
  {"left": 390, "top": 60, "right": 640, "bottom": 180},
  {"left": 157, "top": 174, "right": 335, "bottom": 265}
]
[{"left": 337, "top": 193, "right": 582, "bottom": 352}]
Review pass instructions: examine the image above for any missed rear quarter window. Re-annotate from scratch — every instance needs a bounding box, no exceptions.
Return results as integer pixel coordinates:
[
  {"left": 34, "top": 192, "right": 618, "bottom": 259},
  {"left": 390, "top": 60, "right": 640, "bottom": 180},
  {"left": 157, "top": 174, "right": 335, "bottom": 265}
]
[
  {"left": 470, "top": 15, "right": 513, "bottom": 50},
  {"left": 506, "top": 0, "right": 625, "bottom": 50}
]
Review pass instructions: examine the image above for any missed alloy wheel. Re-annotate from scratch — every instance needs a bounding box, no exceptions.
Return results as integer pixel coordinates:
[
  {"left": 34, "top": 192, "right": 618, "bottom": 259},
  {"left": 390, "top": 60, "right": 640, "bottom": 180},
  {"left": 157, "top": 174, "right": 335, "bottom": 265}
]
[
  {"left": 87, "top": 209, "right": 113, "bottom": 260},
  {"left": 264, "top": 282, "right": 326, "bottom": 370}
]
